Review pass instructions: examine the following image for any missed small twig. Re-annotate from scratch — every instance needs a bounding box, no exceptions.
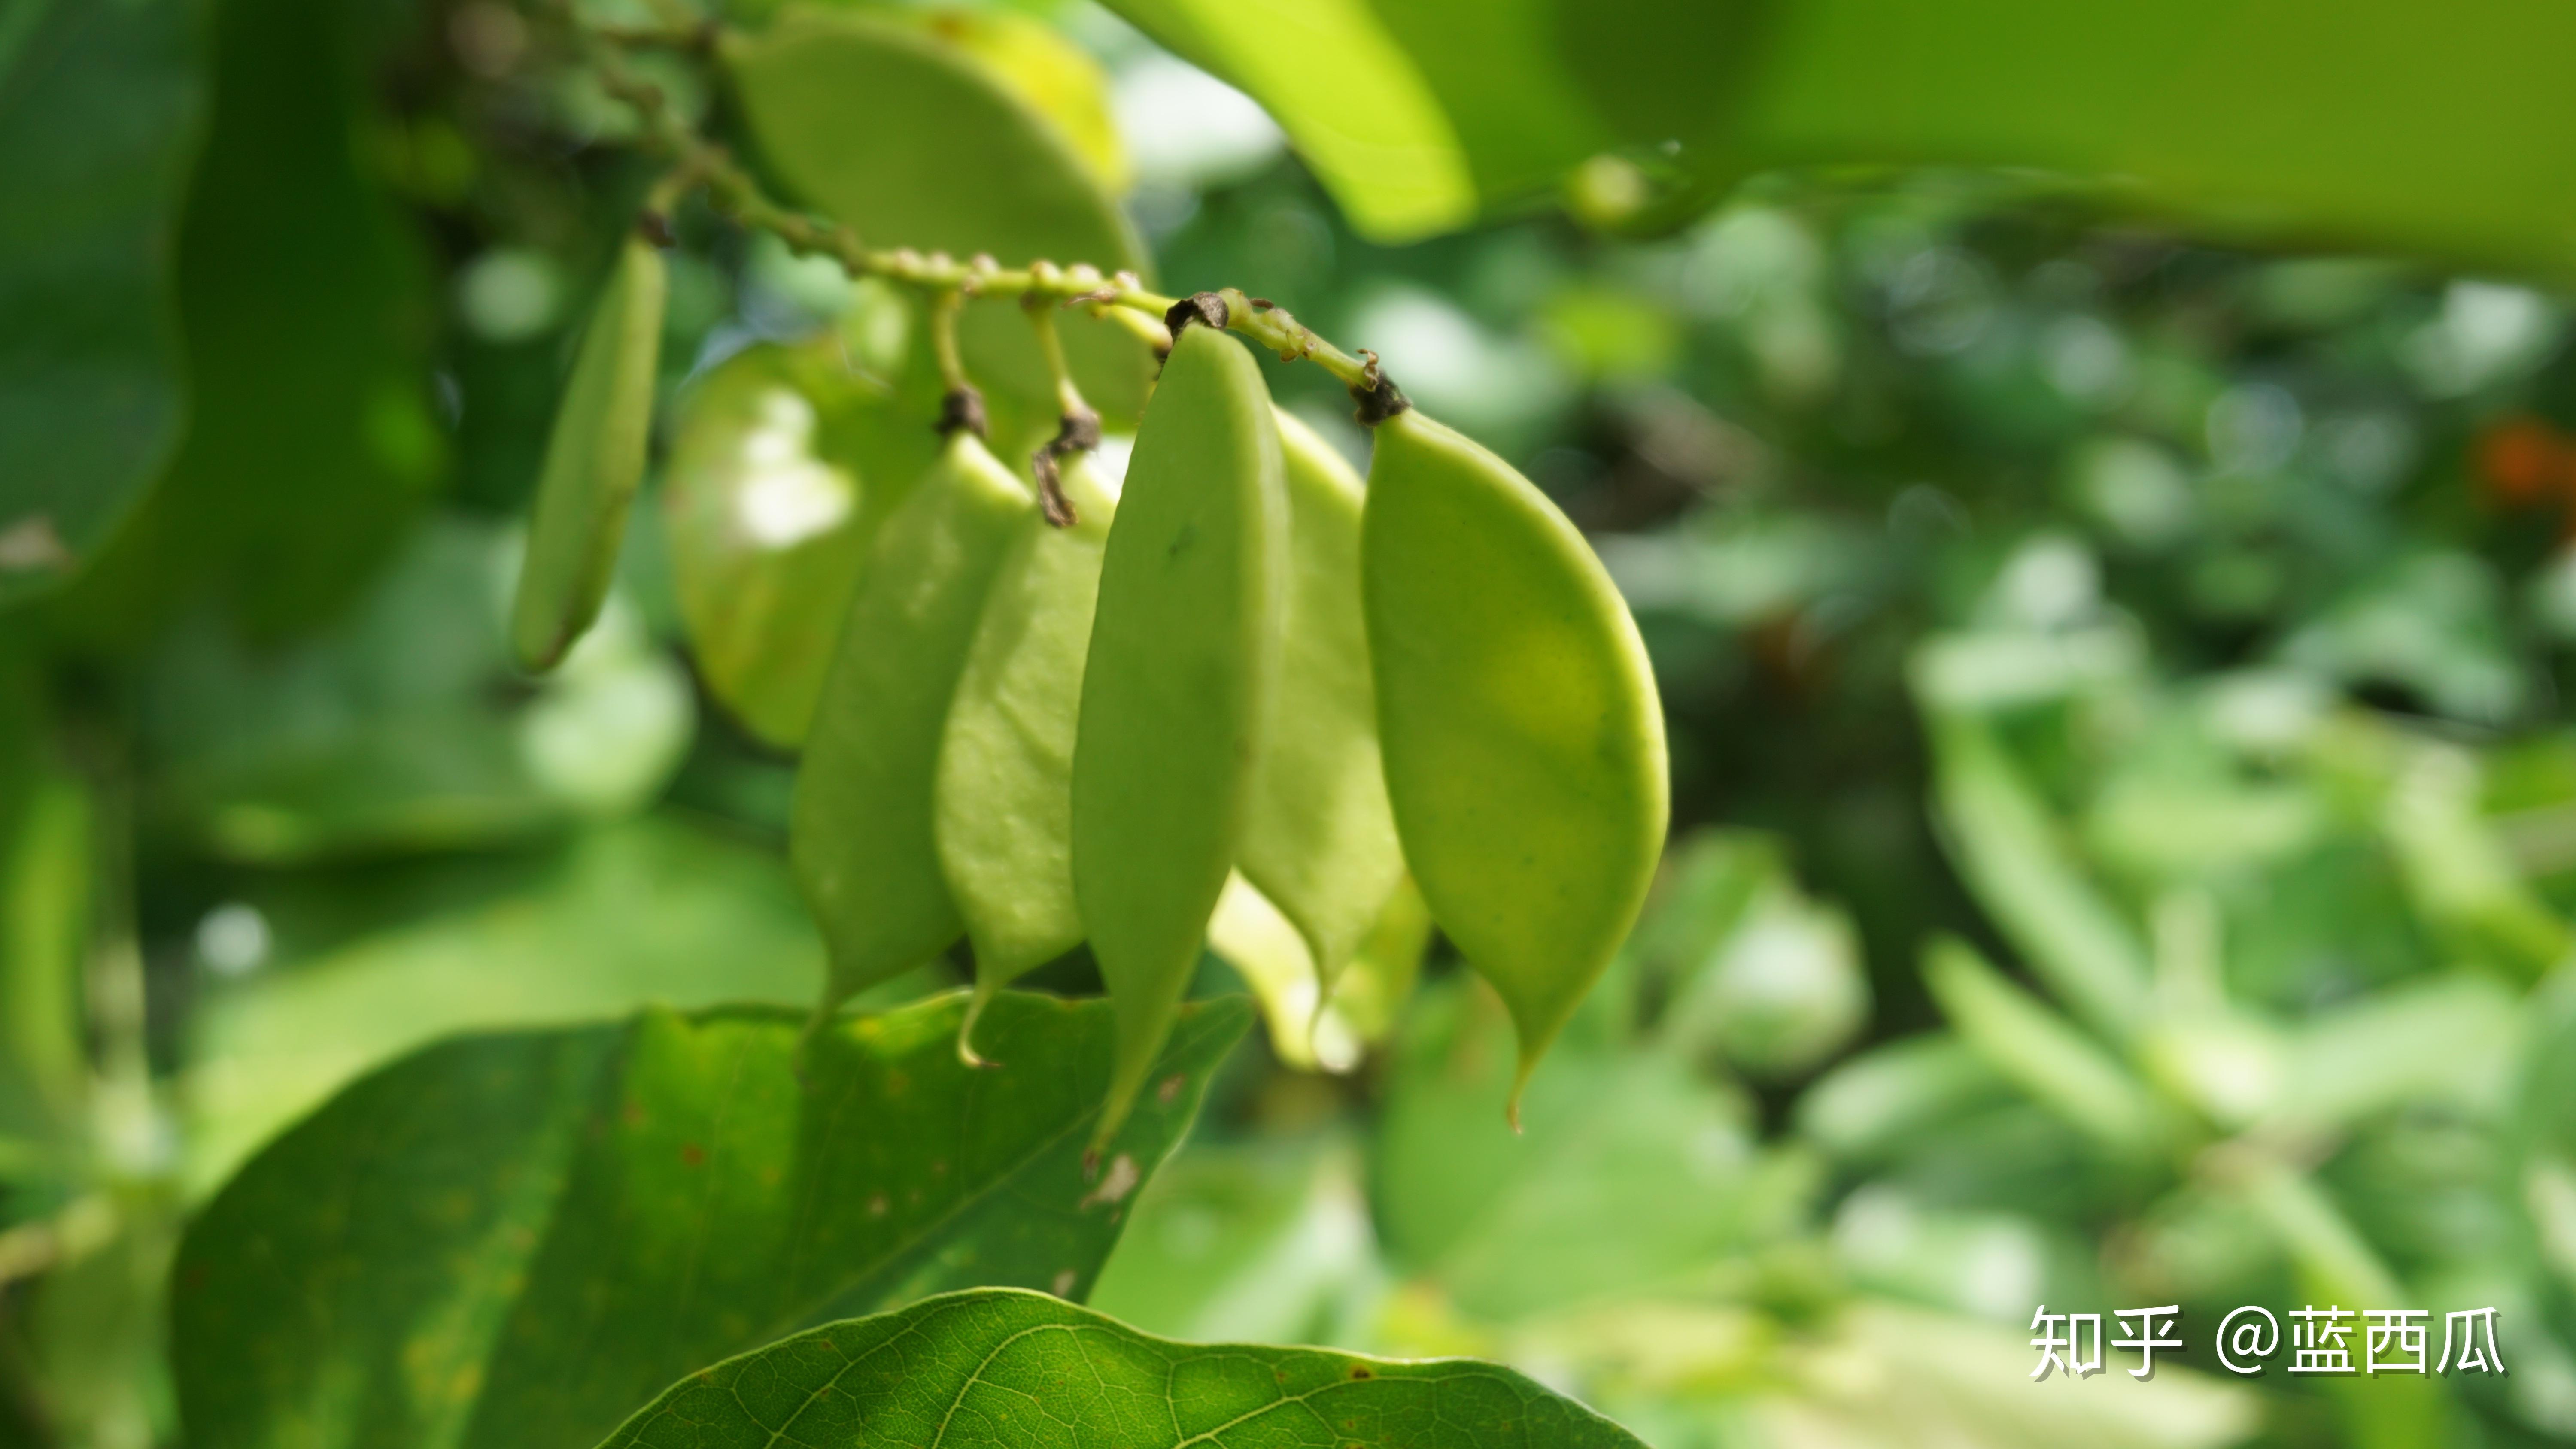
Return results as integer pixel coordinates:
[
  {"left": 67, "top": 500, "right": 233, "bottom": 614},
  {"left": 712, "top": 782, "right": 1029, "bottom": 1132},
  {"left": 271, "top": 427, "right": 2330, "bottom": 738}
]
[{"left": 566, "top": 15, "right": 1406, "bottom": 417}]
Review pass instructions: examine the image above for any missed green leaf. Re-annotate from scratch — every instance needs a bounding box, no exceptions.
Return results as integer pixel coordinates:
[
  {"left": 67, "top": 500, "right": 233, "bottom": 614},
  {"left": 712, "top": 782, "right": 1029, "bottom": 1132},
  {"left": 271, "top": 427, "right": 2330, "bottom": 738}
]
[
  {"left": 725, "top": 12, "right": 1152, "bottom": 421},
  {"left": 1724, "top": 1, "right": 2576, "bottom": 279},
  {"left": 0, "top": 0, "right": 204, "bottom": 604},
  {"left": 173, "top": 992, "right": 1251, "bottom": 1449},
  {"left": 1917, "top": 707, "right": 2152, "bottom": 1041},
  {"left": 179, "top": 817, "right": 822, "bottom": 1195},
  {"left": 1921, "top": 935, "right": 2174, "bottom": 1161},
  {"left": 45, "top": 0, "right": 439, "bottom": 644},
  {"left": 1096, "top": 0, "right": 1477, "bottom": 241},
  {"left": 1089, "top": 1136, "right": 1380, "bottom": 1346},
  {"left": 141, "top": 518, "right": 691, "bottom": 866},
  {"left": 660, "top": 326, "right": 939, "bottom": 747},
  {"left": 1373, "top": 978, "right": 1812, "bottom": 1322},
  {"left": 513, "top": 236, "right": 669, "bottom": 673},
  {"left": 596, "top": 1287, "right": 1647, "bottom": 1449}
]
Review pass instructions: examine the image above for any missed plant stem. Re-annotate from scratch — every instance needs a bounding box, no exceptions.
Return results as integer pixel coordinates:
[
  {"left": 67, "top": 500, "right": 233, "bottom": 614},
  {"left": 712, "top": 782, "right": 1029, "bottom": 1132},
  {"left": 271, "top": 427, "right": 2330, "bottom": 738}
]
[{"left": 569, "top": 12, "right": 1407, "bottom": 414}]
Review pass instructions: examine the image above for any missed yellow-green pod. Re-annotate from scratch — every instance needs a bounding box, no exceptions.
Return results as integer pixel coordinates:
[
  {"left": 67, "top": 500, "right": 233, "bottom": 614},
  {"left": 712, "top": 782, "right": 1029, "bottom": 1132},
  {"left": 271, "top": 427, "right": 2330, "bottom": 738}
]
[
  {"left": 1236, "top": 412, "right": 1405, "bottom": 996},
  {"left": 1361, "top": 407, "right": 1667, "bottom": 1122},
  {"left": 1072, "top": 324, "right": 1285, "bottom": 1152},
  {"left": 510, "top": 236, "right": 667, "bottom": 672},
  {"left": 934, "top": 453, "right": 1119, "bottom": 1058},
  {"left": 792, "top": 431, "right": 1033, "bottom": 1012}
]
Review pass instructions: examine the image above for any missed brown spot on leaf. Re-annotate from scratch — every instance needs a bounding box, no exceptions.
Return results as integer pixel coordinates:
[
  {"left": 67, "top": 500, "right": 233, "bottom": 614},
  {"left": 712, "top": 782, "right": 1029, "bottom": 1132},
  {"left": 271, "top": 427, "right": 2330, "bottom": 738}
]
[
  {"left": 680, "top": 1143, "right": 706, "bottom": 1167},
  {"left": 1157, "top": 1074, "right": 1184, "bottom": 1105},
  {"left": 1348, "top": 1364, "right": 1373, "bottom": 1380}
]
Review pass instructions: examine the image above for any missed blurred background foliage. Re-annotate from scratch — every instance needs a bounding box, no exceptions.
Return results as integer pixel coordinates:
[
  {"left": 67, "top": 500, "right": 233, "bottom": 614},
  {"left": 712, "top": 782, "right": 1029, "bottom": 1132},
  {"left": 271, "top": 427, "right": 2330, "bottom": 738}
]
[{"left": 10, "top": 0, "right": 2576, "bottom": 1446}]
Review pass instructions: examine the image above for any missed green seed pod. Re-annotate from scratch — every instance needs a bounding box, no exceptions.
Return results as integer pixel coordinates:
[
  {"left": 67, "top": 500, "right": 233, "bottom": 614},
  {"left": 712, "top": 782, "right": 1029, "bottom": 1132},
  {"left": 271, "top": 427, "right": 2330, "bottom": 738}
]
[
  {"left": 934, "top": 452, "right": 1120, "bottom": 1059},
  {"left": 1072, "top": 324, "right": 1286, "bottom": 1152},
  {"left": 510, "top": 236, "right": 667, "bottom": 672},
  {"left": 1361, "top": 407, "right": 1667, "bottom": 1122},
  {"left": 792, "top": 431, "right": 1033, "bottom": 1012},
  {"left": 1236, "top": 412, "right": 1405, "bottom": 995}
]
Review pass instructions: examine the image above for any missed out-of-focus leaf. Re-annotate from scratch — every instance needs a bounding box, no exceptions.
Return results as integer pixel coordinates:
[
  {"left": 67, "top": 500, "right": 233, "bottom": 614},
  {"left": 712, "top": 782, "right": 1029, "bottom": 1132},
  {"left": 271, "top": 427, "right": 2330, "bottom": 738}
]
[
  {"left": 1098, "top": 0, "right": 1476, "bottom": 242},
  {"left": 660, "top": 324, "right": 939, "bottom": 746},
  {"left": 1919, "top": 707, "right": 2152, "bottom": 1040},
  {"left": 1725, "top": 5, "right": 2576, "bottom": 279},
  {"left": 0, "top": 0, "right": 203, "bottom": 604},
  {"left": 1749, "top": 1301, "right": 2255, "bottom": 1449},
  {"left": 1374, "top": 979, "right": 1813, "bottom": 1322},
  {"left": 142, "top": 518, "right": 690, "bottom": 865},
  {"left": 2380, "top": 740, "right": 2569, "bottom": 982},
  {"left": 2283, "top": 550, "right": 2521, "bottom": 725},
  {"left": 1090, "top": 1135, "right": 1380, "bottom": 1346},
  {"left": 1794, "top": 1034, "right": 2015, "bottom": 1168},
  {"left": 179, "top": 818, "right": 817, "bottom": 1194},
  {"left": 0, "top": 656, "right": 84, "bottom": 1162},
  {"left": 48, "top": 0, "right": 438, "bottom": 644},
  {"left": 1648, "top": 830, "right": 1870, "bottom": 1078},
  {"left": 1921, "top": 936, "right": 2173, "bottom": 1160},
  {"left": 726, "top": 12, "right": 1151, "bottom": 422},
  {"left": 173, "top": 993, "right": 1250, "bottom": 1449},
  {"left": 2264, "top": 975, "right": 2521, "bottom": 1136},
  {"left": 895, "top": 8, "right": 1130, "bottom": 194},
  {"left": 597, "top": 1287, "right": 1648, "bottom": 1449}
]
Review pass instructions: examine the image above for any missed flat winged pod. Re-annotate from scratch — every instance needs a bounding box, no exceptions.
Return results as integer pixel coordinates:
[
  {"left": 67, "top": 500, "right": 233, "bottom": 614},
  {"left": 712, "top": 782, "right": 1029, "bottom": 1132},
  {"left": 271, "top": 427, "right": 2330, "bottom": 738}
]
[
  {"left": 936, "top": 454, "right": 1120, "bottom": 1057},
  {"left": 1361, "top": 407, "right": 1667, "bottom": 1120},
  {"left": 793, "top": 432, "right": 1034, "bottom": 1012},
  {"left": 1237, "top": 411, "right": 1406, "bottom": 993},
  {"left": 510, "top": 237, "right": 667, "bottom": 672},
  {"left": 1072, "top": 324, "right": 1285, "bottom": 1151}
]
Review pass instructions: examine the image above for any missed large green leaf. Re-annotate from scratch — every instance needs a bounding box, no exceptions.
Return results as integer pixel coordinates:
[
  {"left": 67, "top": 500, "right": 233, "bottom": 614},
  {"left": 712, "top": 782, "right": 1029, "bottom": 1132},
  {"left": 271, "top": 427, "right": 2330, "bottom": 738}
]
[
  {"left": 140, "top": 518, "right": 691, "bottom": 867},
  {"left": 597, "top": 1287, "right": 1648, "bottom": 1449},
  {"left": 1097, "top": 0, "right": 1475, "bottom": 241},
  {"left": 46, "top": 0, "right": 437, "bottom": 644},
  {"left": 172, "top": 992, "right": 1251, "bottom": 1449},
  {"left": 1104, "top": 0, "right": 2576, "bottom": 276},
  {"left": 181, "top": 817, "right": 825, "bottom": 1195},
  {"left": 0, "top": 0, "right": 204, "bottom": 604},
  {"left": 1373, "top": 977, "right": 1812, "bottom": 1322},
  {"left": 725, "top": 12, "right": 1151, "bottom": 422}
]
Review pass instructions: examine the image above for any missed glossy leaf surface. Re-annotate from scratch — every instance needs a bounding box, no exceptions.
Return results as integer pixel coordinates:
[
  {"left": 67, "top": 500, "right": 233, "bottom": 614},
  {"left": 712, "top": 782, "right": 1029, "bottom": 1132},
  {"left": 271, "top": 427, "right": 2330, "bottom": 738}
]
[
  {"left": 726, "top": 13, "right": 1151, "bottom": 421},
  {"left": 1362, "top": 409, "right": 1665, "bottom": 1111},
  {"left": 174, "top": 993, "right": 1250, "bottom": 1449},
  {"left": 597, "top": 1287, "right": 1647, "bottom": 1449},
  {"left": 793, "top": 434, "right": 1032, "bottom": 1009},
  {"left": 0, "top": 0, "right": 203, "bottom": 603},
  {"left": 1073, "top": 324, "right": 1285, "bottom": 1146},
  {"left": 512, "top": 237, "right": 668, "bottom": 672}
]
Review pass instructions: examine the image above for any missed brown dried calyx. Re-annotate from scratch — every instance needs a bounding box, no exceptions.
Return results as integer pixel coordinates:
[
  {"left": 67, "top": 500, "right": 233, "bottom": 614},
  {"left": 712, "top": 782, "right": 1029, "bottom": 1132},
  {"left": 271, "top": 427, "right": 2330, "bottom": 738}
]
[
  {"left": 1029, "top": 407, "right": 1101, "bottom": 528},
  {"left": 936, "top": 385, "right": 988, "bottom": 439}
]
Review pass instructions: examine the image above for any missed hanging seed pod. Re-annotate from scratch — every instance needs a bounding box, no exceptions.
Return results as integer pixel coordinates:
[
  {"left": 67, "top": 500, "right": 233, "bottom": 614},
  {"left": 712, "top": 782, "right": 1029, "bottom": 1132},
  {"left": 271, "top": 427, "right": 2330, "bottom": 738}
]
[
  {"left": 1072, "top": 321, "right": 1285, "bottom": 1153},
  {"left": 793, "top": 430, "right": 1034, "bottom": 1012},
  {"left": 510, "top": 236, "right": 667, "bottom": 672},
  {"left": 1361, "top": 407, "right": 1667, "bottom": 1124},
  {"left": 935, "top": 452, "right": 1119, "bottom": 1060}
]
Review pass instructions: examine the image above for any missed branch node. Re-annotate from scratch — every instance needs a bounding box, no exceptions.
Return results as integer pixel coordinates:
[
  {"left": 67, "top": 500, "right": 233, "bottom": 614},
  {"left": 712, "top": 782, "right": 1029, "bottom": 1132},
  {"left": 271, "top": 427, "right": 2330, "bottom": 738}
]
[
  {"left": 1350, "top": 350, "right": 1412, "bottom": 426},
  {"left": 635, "top": 210, "right": 677, "bottom": 249},
  {"left": 1164, "top": 291, "right": 1229, "bottom": 337},
  {"left": 936, "top": 385, "right": 988, "bottom": 440}
]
